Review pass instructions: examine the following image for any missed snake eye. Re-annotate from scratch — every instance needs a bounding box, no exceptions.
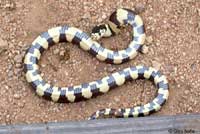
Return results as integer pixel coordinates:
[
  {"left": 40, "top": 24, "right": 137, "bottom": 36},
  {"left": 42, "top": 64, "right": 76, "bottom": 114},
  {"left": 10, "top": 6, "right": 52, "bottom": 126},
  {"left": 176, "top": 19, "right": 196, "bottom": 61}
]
[{"left": 92, "top": 25, "right": 101, "bottom": 34}]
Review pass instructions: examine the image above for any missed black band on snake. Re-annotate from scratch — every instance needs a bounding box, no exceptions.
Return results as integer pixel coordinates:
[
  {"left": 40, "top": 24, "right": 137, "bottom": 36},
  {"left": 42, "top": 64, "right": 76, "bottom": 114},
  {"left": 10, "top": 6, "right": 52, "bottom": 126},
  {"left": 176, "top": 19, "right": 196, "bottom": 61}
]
[{"left": 24, "top": 8, "right": 169, "bottom": 120}]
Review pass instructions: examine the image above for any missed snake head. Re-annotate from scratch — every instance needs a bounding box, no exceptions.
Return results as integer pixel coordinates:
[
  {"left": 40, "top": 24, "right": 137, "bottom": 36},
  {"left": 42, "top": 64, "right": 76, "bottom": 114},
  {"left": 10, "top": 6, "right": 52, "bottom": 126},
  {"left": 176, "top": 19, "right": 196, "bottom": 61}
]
[{"left": 91, "top": 24, "right": 111, "bottom": 40}]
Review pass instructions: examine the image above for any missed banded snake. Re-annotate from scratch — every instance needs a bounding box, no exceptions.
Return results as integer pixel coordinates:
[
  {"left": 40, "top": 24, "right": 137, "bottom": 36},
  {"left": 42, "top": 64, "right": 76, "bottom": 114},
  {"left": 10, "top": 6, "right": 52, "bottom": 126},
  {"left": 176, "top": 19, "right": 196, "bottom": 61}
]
[{"left": 24, "top": 8, "right": 169, "bottom": 120}]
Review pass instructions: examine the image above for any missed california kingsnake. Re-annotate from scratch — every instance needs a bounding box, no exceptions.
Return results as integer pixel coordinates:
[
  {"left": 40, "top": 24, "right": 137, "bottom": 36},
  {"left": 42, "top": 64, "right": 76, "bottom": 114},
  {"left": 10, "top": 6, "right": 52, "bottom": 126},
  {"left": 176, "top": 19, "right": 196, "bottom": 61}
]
[{"left": 24, "top": 8, "right": 169, "bottom": 120}]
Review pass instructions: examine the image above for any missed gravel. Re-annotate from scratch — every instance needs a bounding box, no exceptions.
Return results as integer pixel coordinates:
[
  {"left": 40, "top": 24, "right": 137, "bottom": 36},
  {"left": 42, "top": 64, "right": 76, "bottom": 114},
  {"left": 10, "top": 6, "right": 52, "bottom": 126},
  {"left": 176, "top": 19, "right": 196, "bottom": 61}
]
[
  {"left": 135, "top": 3, "right": 146, "bottom": 14},
  {"left": 14, "top": 54, "right": 23, "bottom": 63},
  {"left": 53, "top": 48, "right": 60, "bottom": 55},
  {"left": 146, "top": 36, "right": 153, "bottom": 45},
  {"left": 0, "top": 0, "right": 16, "bottom": 10},
  {"left": 13, "top": 94, "right": 21, "bottom": 100},
  {"left": 0, "top": 0, "right": 199, "bottom": 125},
  {"left": 0, "top": 38, "right": 8, "bottom": 54},
  {"left": 152, "top": 60, "right": 161, "bottom": 70}
]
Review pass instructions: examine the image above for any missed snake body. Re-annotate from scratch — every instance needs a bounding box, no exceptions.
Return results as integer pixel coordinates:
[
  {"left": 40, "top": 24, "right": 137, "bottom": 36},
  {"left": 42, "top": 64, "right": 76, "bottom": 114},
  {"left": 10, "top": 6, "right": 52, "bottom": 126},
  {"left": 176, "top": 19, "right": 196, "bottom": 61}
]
[{"left": 24, "top": 8, "right": 169, "bottom": 120}]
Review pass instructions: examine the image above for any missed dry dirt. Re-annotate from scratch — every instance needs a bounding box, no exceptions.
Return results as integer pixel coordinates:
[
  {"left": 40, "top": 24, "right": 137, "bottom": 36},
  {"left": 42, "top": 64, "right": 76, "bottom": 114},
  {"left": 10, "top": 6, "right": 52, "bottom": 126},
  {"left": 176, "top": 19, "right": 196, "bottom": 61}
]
[{"left": 0, "top": 0, "right": 199, "bottom": 125}]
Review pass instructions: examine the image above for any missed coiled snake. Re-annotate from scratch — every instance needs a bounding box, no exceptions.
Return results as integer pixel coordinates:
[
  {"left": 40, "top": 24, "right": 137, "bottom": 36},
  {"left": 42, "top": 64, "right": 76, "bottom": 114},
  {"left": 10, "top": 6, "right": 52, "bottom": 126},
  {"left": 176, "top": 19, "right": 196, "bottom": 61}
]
[{"left": 24, "top": 8, "right": 169, "bottom": 120}]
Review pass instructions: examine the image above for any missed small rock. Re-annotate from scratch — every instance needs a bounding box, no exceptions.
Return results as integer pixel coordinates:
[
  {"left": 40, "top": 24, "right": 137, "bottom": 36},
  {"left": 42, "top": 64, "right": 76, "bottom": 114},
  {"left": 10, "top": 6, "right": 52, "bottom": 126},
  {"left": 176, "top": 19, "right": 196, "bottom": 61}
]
[
  {"left": 8, "top": 64, "right": 13, "bottom": 70},
  {"left": 114, "top": 96, "right": 120, "bottom": 102},
  {"left": 187, "top": 106, "right": 193, "bottom": 112},
  {"left": 141, "top": 45, "right": 149, "bottom": 54},
  {"left": 186, "top": 0, "right": 193, "bottom": 2},
  {"left": 152, "top": 60, "right": 161, "bottom": 70},
  {"left": 14, "top": 68, "right": 22, "bottom": 75},
  {"left": 5, "top": 114, "right": 11, "bottom": 123},
  {"left": 146, "top": 36, "right": 153, "bottom": 44},
  {"left": 82, "top": 12, "right": 91, "bottom": 19},
  {"left": 15, "top": 63, "right": 22, "bottom": 68},
  {"left": 135, "top": 3, "right": 146, "bottom": 14},
  {"left": 41, "top": 73, "right": 44, "bottom": 77},
  {"left": 190, "top": 62, "right": 197, "bottom": 71},
  {"left": 91, "top": 16, "right": 98, "bottom": 22},
  {"left": 53, "top": 48, "right": 60, "bottom": 55},
  {"left": 39, "top": 103, "right": 45, "bottom": 107},
  {"left": 197, "top": 22, "right": 200, "bottom": 33},
  {"left": 97, "top": 18, "right": 103, "bottom": 23},
  {"left": 65, "top": 71, "right": 69, "bottom": 76},
  {"left": 59, "top": 50, "right": 70, "bottom": 61},
  {"left": 4, "top": 0, "right": 16, "bottom": 10},
  {"left": 102, "top": 14, "right": 107, "bottom": 19},
  {"left": 23, "top": 31, "right": 28, "bottom": 37},
  {"left": 8, "top": 71, "right": 14, "bottom": 78},
  {"left": 13, "top": 94, "right": 21, "bottom": 99},
  {"left": 184, "top": 89, "right": 189, "bottom": 95},
  {"left": 18, "top": 102, "right": 25, "bottom": 108},
  {"left": 107, "top": 66, "right": 116, "bottom": 73},
  {"left": 0, "top": 38, "right": 8, "bottom": 54},
  {"left": 156, "top": 42, "right": 160, "bottom": 46},
  {"left": 41, "top": 64, "right": 46, "bottom": 68},
  {"left": 59, "top": 50, "right": 65, "bottom": 56},
  {"left": 14, "top": 54, "right": 23, "bottom": 63}
]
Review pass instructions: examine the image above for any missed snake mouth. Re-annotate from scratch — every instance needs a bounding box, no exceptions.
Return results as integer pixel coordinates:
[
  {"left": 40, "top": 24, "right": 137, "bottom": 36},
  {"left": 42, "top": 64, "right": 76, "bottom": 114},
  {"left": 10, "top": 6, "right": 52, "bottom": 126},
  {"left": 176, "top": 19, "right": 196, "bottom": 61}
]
[{"left": 91, "top": 33, "right": 101, "bottom": 40}]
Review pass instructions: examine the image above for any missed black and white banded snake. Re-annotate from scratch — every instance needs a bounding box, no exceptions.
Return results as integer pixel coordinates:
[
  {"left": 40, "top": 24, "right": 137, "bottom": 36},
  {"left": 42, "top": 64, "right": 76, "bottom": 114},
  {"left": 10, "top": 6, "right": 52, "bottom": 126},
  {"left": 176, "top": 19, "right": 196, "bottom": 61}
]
[{"left": 24, "top": 8, "right": 169, "bottom": 120}]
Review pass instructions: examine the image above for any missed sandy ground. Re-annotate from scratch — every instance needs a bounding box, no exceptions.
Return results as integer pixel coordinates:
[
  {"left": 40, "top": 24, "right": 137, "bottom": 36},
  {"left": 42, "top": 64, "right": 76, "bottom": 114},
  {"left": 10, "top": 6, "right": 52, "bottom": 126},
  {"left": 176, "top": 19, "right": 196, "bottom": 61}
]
[{"left": 0, "top": 0, "right": 199, "bottom": 125}]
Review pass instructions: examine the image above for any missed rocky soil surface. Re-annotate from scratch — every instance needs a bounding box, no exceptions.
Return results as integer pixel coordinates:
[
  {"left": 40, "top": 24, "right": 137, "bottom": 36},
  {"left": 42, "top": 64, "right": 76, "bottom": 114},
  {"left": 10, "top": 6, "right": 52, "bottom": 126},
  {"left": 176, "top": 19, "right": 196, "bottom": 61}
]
[{"left": 0, "top": 0, "right": 199, "bottom": 124}]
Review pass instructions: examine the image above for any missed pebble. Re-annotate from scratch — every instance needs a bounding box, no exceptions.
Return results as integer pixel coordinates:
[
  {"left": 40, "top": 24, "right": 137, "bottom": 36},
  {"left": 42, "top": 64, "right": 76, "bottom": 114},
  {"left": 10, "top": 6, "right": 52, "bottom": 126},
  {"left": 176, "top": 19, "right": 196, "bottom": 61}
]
[
  {"left": 5, "top": 114, "right": 11, "bottom": 124},
  {"left": 141, "top": 45, "right": 149, "bottom": 54},
  {"left": 14, "top": 68, "right": 22, "bottom": 75},
  {"left": 107, "top": 66, "right": 116, "bottom": 73},
  {"left": 114, "top": 96, "right": 120, "bottom": 102},
  {"left": 59, "top": 50, "right": 65, "bottom": 56},
  {"left": 41, "top": 64, "right": 46, "bottom": 68},
  {"left": 41, "top": 73, "right": 44, "bottom": 77},
  {"left": 91, "top": 16, "right": 98, "bottom": 22},
  {"left": 14, "top": 54, "right": 23, "bottom": 63},
  {"left": 53, "top": 48, "right": 60, "bottom": 55},
  {"left": 184, "top": 89, "right": 190, "bottom": 95},
  {"left": 152, "top": 60, "right": 161, "bottom": 70},
  {"left": 59, "top": 50, "right": 70, "bottom": 61},
  {"left": 197, "top": 22, "right": 200, "bottom": 33},
  {"left": 15, "top": 63, "right": 22, "bottom": 68},
  {"left": 82, "top": 12, "right": 91, "bottom": 19},
  {"left": 102, "top": 14, "right": 107, "bottom": 19},
  {"left": 187, "top": 106, "right": 193, "bottom": 112},
  {"left": 13, "top": 94, "right": 21, "bottom": 99},
  {"left": 3, "top": 0, "right": 16, "bottom": 10},
  {"left": 0, "top": 38, "right": 8, "bottom": 54},
  {"left": 8, "top": 71, "right": 14, "bottom": 78},
  {"left": 135, "top": 3, "right": 146, "bottom": 14},
  {"left": 146, "top": 36, "right": 153, "bottom": 44},
  {"left": 97, "top": 18, "right": 103, "bottom": 23},
  {"left": 190, "top": 62, "right": 197, "bottom": 71}
]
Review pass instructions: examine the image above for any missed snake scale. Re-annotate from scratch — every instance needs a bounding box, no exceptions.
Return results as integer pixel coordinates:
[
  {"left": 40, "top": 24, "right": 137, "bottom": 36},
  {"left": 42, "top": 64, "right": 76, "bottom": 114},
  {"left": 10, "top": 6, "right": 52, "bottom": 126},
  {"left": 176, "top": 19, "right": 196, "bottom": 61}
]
[{"left": 24, "top": 8, "right": 169, "bottom": 120}]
